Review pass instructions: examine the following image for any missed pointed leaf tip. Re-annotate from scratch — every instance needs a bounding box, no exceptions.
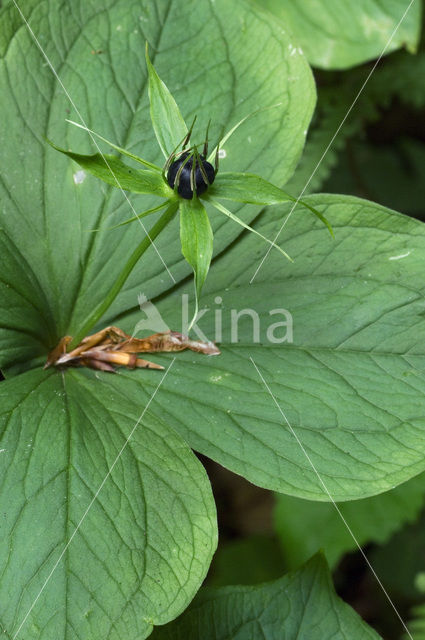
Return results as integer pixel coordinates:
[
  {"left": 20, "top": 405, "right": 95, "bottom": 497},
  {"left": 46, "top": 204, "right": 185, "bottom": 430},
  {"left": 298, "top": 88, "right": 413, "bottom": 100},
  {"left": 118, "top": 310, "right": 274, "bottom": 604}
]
[{"left": 146, "top": 43, "right": 188, "bottom": 158}]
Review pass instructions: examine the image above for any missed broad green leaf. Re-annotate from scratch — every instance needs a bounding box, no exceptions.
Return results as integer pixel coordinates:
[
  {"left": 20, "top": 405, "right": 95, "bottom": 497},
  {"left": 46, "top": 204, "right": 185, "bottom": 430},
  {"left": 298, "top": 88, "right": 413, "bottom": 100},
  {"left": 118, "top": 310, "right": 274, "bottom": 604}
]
[
  {"left": 146, "top": 45, "right": 188, "bottom": 159},
  {"left": 274, "top": 473, "right": 425, "bottom": 569},
  {"left": 256, "top": 0, "right": 422, "bottom": 70},
  {"left": 48, "top": 142, "right": 172, "bottom": 198},
  {"left": 118, "top": 195, "right": 425, "bottom": 501},
  {"left": 0, "top": 0, "right": 315, "bottom": 345},
  {"left": 179, "top": 198, "right": 213, "bottom": 301},
  {"left": 0, "top": 368, "right": 217, "bottom": 640},
  {"left": 150, "top": 554, "right": 382, "bottom": 639}
]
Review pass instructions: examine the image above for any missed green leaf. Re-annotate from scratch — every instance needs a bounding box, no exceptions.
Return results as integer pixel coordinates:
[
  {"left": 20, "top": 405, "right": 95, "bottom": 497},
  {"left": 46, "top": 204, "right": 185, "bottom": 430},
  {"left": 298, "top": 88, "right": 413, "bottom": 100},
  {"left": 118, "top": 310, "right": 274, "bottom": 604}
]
[
  {"left": 179, "top": 198, "right": 213, "bottom": 302},
  {"left": 120, "top": 194, "right": 425, "bottom": 501},
  {"left": 274, "top": 473, "right": 425, "bottom": 570},
  {"left": 48, "top": 141, "right": 172, "bottom": 197},
  {"left": 146, "top": 44, "right": 188, "bottom": 159},
  {"left": 256, "top": 0, "right": 422, "bottom": 69},
  {"left": 0, "top": 368, "right": 217, "bottom": 640},
  {"left": 150, "top": 554, "right": 382, "bottom": 639}
]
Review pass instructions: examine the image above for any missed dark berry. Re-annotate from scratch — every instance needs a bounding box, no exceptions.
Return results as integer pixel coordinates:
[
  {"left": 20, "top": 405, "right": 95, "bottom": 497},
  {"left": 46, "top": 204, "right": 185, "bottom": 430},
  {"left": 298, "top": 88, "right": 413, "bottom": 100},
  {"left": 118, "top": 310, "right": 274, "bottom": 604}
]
[{"left": 167, "top": 152, "right": 215, "bottom": 199}]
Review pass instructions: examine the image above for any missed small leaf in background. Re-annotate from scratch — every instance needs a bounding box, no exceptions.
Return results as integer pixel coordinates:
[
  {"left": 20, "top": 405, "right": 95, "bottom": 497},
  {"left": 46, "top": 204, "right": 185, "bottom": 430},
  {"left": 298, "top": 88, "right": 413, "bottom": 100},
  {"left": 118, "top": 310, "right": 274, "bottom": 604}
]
[
  {"left": 150, "top": 554, "right": 382, "bottom": 639},
  {"left": 207, "top": 535, "right": 286, "bottom": 587},
  {"left": 324, "top": 137, "right": 425, "bottom": 220},
  {"left": 257, "top": 0, "right": 422, "bottom": 69},
  {"left": 370, "top": 511, "right": 425, "bottom": 604},
  {"left": 146, "top": 44, "right": 188, "bottom": 158},
  {"left": 286, "top": 48, "right": 425, "bottom": 202},
  {"left": 405, "top": 601, "right": 425, "bottom": 640},
  {"left": 274, "top": 472, "right": 425, "bottom": 570},
  {"left": 179, "top": 197, "right": 214, "bottom": 318}
]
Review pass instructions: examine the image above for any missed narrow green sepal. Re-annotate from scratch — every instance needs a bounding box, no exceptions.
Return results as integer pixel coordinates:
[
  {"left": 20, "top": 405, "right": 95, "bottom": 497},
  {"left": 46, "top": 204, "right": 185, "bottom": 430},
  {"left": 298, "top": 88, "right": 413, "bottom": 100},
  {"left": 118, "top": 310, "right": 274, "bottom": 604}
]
[
  {"left": 87, "top": 201, "right": 171, "bottom": 232},
  {"left": 65, "top": 120, "right": 162, "bottom": 172},
  {"left": 208, "top": 197, "right": 293, "bottom": 262}
]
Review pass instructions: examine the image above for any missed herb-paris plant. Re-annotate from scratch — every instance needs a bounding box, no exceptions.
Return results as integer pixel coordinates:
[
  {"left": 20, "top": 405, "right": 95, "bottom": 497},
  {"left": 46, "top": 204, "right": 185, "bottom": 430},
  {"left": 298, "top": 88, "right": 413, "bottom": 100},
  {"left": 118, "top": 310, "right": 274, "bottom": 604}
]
[
  {"left": 0, "top": 2, "right": 320, "bottom": 636},
  {"left": 50, "top": 45, "right": 330, "bottom": 338},
  {"left": 1, "top": 1, "right": 425, "bottom": 639}
]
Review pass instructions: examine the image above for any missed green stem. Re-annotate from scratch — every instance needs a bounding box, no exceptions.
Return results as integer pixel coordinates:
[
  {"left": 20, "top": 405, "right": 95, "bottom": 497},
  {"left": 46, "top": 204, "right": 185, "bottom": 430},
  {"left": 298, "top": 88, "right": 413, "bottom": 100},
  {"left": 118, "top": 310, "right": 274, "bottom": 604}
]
[{"left": 69, "top": 201, "right": 179, "bottom": 348}]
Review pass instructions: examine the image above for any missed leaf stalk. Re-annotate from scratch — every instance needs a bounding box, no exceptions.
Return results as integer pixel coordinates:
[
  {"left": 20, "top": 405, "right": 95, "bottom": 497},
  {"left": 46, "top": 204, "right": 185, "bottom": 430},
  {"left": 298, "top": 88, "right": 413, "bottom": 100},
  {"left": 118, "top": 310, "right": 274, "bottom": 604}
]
[{"left": 69, "top": 202, "right": 179, "bottom": 348}]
